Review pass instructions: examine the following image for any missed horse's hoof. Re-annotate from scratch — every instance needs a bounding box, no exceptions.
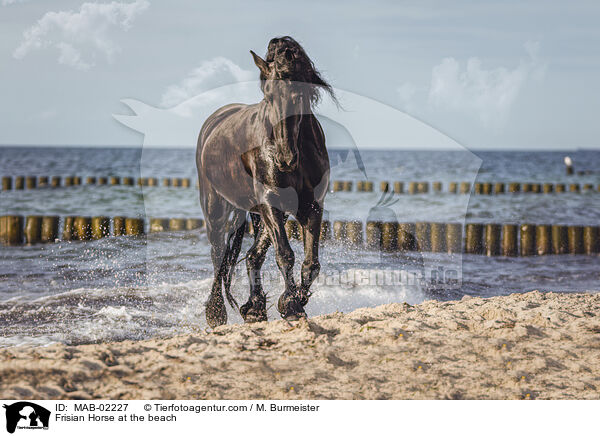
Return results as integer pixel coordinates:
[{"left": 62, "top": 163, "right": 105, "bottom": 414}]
[
  {"left": 277, "top": 294, "right": 307, "bottom": 321},
  {"left": 240, "top": 301, "right": 268, "bottom": 323},
  {"left": 299, "top": 293, "right": 310, "bottom": 307},
  {"left": 242, "top": 311, "right": 268, "bottom": 323},
  {"left": 206, "top": 294, "right": 227, "bottom": 328},
  {"left": 282, "top": 310, "right": 307, "bottom": 321}
]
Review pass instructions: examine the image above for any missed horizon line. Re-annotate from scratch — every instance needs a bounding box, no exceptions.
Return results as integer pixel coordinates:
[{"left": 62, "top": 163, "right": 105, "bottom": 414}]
[{"left": 0, "top": 144, "right": 598, "bottom": 152}]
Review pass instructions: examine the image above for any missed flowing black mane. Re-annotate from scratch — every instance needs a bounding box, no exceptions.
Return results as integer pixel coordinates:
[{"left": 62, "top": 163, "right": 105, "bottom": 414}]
[{"left": 259, "top": 36, "right": 336, "bottom": 107}]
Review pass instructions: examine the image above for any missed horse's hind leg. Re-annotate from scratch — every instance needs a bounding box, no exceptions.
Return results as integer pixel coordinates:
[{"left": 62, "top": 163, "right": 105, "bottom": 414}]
[
  {"left": 204, "top": 195, "right": 232, "bottom": 328},
  {"left": 222, "top": 209, "right": 246, "bottom": 308},
  {"left": 240, "top": 213, "right": 271, "bottom": 323},
  {"left": 206, "top": 225, "right": 227, "bottom": 328}
]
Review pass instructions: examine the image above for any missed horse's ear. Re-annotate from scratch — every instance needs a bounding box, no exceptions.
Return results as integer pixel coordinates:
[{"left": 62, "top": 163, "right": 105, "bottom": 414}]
[{"left": 250, "top": 50, "right": 270, "bottom": 76}]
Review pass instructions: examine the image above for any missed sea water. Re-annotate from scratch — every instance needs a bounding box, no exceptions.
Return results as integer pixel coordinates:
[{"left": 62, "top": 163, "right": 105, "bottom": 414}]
[{"left": 1, "top": 147, "right": 599, "bottom": 346}]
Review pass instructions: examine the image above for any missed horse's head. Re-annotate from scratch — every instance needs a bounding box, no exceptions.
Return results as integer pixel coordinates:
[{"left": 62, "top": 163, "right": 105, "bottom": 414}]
[{"left": 251, "top": 49, "right": 305, "bottom": 172}]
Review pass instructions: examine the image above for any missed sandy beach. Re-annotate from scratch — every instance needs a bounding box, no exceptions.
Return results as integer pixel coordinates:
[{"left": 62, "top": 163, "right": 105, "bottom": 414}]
[{"left": 1, "top": 291, "right": 599, "bottom": 400}]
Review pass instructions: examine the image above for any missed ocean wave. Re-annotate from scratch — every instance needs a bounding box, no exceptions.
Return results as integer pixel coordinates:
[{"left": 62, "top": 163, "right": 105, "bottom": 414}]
[{"left": 0, "top": 268, "right": 424, "bottom": 347}]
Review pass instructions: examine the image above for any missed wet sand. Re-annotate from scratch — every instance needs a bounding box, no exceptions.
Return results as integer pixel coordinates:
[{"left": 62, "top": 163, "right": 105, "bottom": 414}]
[{"left": 1, "top": 291, "right": 599, "bottom": 399}]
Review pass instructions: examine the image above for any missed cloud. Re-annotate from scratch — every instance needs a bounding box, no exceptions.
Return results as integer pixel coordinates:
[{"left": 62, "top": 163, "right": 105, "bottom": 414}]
[
  {"left": 2, "top": 0, "right": 27, "bottom": 5},
  {"left": 160, "top": 57, "right": 255, "bottom": 107},
  {"left": 13, "top": 0, "right": 149, "bottom": 70},
  {"left": 426, "top": 42, "right": 545, "bottom": 128}
]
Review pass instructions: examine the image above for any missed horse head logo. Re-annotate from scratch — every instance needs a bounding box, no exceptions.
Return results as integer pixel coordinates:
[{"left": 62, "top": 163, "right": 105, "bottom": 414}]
[{"left": 3, "top": 402, "right": 50, "bottom": 434}]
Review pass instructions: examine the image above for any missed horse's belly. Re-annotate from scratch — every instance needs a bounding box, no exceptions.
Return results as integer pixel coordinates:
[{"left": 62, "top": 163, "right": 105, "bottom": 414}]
[{"left": 202, "top": 151, "right": 257, "bottom": 210}]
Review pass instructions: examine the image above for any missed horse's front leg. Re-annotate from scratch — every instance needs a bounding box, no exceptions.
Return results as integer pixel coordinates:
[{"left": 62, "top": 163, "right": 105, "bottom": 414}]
[
  {"left": 260, "top": 205, "right": 305, "bottom": 320},
  {"left": 298, "top": 202, "right": 323, "bottom": 307},
  {"left": 240, "top": 214, "right": 271, "bottom": 323}
]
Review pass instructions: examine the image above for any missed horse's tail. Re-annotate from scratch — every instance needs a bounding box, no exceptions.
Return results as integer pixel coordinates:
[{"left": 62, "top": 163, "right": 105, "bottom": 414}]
[{"left": 221, "top": 213, "right": 247, "bottom": 312}]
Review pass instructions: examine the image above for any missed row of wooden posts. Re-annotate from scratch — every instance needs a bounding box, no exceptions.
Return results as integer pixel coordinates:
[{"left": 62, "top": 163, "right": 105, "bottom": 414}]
[
  {"left": 3, "top": 176, "right": 599, "bottom": 194},
  {"left": 0, "top": 216, "right": 205, "bottom": 245},
  {"left": 335, "top": 180, "right": 600, "bottom": 194},
  {"left": 316, "top": 221, "right": 600, "bottom": 256},
  {"left": 0, "top": 176, "right": 194, "bottom": 190},
  {"left": 1, "top": 215, "right": 598, "bottom": 256}
]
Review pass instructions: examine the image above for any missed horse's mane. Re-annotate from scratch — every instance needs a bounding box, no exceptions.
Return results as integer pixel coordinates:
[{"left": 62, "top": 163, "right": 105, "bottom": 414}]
[{"left": 260, "top": 36, "right": 337, "bottom": 107}]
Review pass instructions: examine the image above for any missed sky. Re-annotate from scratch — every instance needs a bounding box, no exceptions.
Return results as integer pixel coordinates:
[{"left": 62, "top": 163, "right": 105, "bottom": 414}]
[{"left": 1, "top": 0, "right": 599, "bottom": 149}]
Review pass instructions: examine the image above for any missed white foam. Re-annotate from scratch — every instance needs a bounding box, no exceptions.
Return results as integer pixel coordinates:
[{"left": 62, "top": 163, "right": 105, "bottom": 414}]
[
  {"left": 96, "top": 306, "right": 134, "bottom": 321},
  {"left": 1, "top": 268, "right": 425, "bottom": 347},
  {"left": 307, "top": 268, "right": 425, "bottom": 315},
  {"left": 0, "top": 335, "right": 61, "bottom": 348}
]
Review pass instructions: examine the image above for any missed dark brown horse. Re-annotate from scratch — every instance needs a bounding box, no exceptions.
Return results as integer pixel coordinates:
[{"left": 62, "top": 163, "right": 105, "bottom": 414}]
[{"left": 196, "top": 37, "right": 335, "bottom": 327}]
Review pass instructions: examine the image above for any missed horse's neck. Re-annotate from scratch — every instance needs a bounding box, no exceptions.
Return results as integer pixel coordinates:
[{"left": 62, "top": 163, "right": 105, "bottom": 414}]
[{"left": 254, "top": 99, "right": 315, "bottom": 134}]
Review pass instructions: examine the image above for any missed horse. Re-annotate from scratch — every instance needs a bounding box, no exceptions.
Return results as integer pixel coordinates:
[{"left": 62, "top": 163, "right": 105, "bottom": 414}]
[{"left": 196, "top": 36, "right": 336, "bottom": 328}]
